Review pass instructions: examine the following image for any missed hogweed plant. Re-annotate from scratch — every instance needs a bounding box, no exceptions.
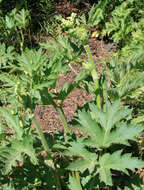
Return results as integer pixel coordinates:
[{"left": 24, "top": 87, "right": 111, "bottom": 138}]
[
  {"left": 0, "top": 29, "right": 143, "bottom": 189},
  {"left": 0, "top": 0, "right": 143, "bottom": 189},
  {"left": 56, "top": 100, "right": 144, "bottom": 189}
]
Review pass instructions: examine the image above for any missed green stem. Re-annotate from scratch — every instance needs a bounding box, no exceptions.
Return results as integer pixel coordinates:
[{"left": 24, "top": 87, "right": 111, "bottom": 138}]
[
  {"left": 47, "top": 92, "right": 70, "bottom": 134},
  {"left": 75, "top": 171, "right": 82, "bottom": 190},
  {"left": 33, "top": 118, "right": 62, "bottom": 190},
  {"left": 84, "top": 45, "right": 101, "bottom": 109},
  {"left": 20, "top": 29, "right": 24, "bottom": 52},
  {"left": 53, "top": 170, "right": 62, "bottom": 190},
  {"left": 24, "top": 0, "right": 28, "bottom": 10},
  {"left": 28, "top": 28, "right": 32, "bottom": 48},
  {"left": 33, "top": 117, "right": 52, "bottom": 159},
  {"left": 56, "top": 106, "right": 70, "bottom": 134},
  {"left": 72, "top": 171, "right": 82, "bottom": 190}
]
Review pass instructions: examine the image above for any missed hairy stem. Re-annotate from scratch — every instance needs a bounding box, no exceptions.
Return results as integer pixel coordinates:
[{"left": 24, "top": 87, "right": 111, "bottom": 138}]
[
  {"left": 56, "top": 106, "right": 70, "bottom": 134},
  {"left": 47, "top": 92, "right": 70, "bottom": 134},
  {"left": 84, "top": 45, "right": 101, "bottom": 109},
  {"left": 33, "top": 118, "right": 52, "bottom": 159},
  {"left": 33, "top": 118, "right": 62, "bottom": 190}
]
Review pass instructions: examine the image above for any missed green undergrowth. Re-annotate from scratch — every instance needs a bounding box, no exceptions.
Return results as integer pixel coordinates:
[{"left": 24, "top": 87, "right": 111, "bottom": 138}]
[{"left": 0, "top": 0, "right": 143, "bottom": 189}]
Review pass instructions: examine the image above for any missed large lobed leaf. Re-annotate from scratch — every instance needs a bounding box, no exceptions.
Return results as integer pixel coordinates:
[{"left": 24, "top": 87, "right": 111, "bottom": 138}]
[
  {"left": 0, "top": 107, "right": 23, "bottom": 139},
  {"left": 74, "top": 101, "right": 143, "bottom": 148},
  {"left": 0, "top": 136, "right": 37, "bottom": 174},
  {"left": 89, "top": 100, "right": 131, "bottom": 132},
  {"left": 64, "top": 138, "right": 98, "bottom": 173},
  {"left": 75, "top": 111, "right": 104, "bottom": 149},
  {"left": 98, "top": 150, "right": 144, "bottom": 186},
  {"left": 104, "top": 123, "right": 143, "bottom": 146}
]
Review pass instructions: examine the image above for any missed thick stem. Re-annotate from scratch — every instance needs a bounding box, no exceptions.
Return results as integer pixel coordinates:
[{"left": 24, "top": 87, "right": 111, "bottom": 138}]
[
  {"left": 33, "top": 118, "right": 62, "bottom": 190},
  {"left": 72, "top": 171, "right": 83, "bottom": 190},
  {"left": 53, "top": 170, "right": 62, "bottom": 190},
  {"left": 47, "top": 92, "right": 70, "bottom": 134},
  {"left": 33, "top": 117, "right": 52, "bottom": 159},
  {"left": 84, "top": 45, "right": 101, "bottom": 109},
  {"left": 56, "top": 106, "right": 70, "bottom": 134},
  {"left": 75, "top": 171, "right": 82, "bottom": 190}
]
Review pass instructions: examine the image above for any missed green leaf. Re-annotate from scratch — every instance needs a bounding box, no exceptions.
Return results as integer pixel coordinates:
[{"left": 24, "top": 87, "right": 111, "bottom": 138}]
[
  {"left": 89, "top": 104, "right": 106, "bottom": 130},
  {"left": 98, "top": 150, "right": 144, "bottom": 186},
  {"left": 74, "top": 101, "right": 143, "bottom": 148},
  {"left": 0, "top": 146, "right": 23, "bottom": 174},
  {"left": 15, "top": 9, "right": 30, "bottom": 29},
  {"left": 64, "top": 139, "right": 90, "bottom": 158},
  {"left": 0, "top": 107, "right": 23, "bottom": 139},
  {"left": 124, "top": 184, "right": 144, "bottom": 190},
  {"left": 67, "top": 154, "right": 98, "bottom": 173},
  {"left": 0, "top": 43, "right": 15, "bottom": 69},
  {"left": 90, "top": 100, "right": 131, "bottom": 132},
  {"left": 33, "top": 79, "right": 56, "bottom": 90},
  {"left": 0, "top": 136, "right": 37, "bottom": 174},
  {"left": 65, "top": 138, "right": 98, "bottom": 173},
  {"left": 0, "top": 183, "right": 15, "bottom": 190},
  {"left": 88, "top": 1, "right": 106, "bottom": 27},
  {"left": 5, "top": 15, "right": 15, "bottom": 29},
  {"left": 75, "top": 70, "right": 89, "bottom": 83},
  {"left": 16, "top": 136, "right": 37, "bottom": 163},
  {"left": 75, "top": 110, "right": 104, "bottom": 149},
  {"left": 17, "top": 49, "right": 47, "bottom": 75},
  {"left": 0, "top": 73, "right": 16, "bottom": 87},
  {"left": 104, "top": 123, "right": 144, "bottom": 146}
]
